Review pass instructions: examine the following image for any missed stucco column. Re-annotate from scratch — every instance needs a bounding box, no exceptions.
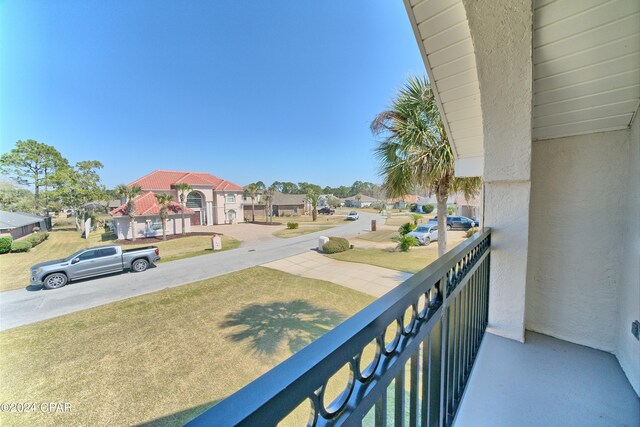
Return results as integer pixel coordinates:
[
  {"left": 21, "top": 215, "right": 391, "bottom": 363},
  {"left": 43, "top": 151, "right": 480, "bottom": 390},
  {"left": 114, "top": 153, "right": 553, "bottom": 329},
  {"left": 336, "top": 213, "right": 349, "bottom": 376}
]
[
  {"left": 463, "top": 0, "right": 532, "bottom": 342},
  {"left": 206, "top": 201, "right": 214, "bottom": 226}
]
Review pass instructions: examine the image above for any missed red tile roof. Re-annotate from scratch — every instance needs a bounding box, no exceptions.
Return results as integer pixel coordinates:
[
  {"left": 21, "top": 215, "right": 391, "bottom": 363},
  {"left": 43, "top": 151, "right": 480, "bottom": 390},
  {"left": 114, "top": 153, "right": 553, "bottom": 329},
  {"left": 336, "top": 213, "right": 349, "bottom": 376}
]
[
  {"left": 109, "top": 192, "right": 193, "bottom": 217},
  {"left": 129, "top": 170, "right": 243, "bottom": 191}
]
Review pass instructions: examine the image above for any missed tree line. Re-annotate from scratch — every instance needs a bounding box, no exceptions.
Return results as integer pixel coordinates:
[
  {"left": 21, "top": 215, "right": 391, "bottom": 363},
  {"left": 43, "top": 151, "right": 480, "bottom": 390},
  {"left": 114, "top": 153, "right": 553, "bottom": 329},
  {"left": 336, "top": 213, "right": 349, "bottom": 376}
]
[{"left": 0, "top": 139, "right": 105, "bottom": 231}]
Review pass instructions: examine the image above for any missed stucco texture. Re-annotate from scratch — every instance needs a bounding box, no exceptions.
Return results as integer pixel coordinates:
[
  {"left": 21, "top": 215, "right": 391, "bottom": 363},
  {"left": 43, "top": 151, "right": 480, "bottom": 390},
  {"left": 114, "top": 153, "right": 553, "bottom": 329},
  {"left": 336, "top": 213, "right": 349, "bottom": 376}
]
[
  {"left": 619, "top": 111, "right": 639, "bottom": 395},
  {"left": 526, "top": 129, "right": 630, "bottom": 354}
]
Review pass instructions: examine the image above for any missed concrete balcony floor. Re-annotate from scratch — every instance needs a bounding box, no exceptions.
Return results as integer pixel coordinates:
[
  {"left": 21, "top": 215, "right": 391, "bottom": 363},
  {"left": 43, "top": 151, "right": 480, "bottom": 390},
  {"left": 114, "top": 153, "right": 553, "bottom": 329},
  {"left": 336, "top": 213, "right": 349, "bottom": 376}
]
[{"left": 454, "top": 331, "right": 639, "bottom": 427}]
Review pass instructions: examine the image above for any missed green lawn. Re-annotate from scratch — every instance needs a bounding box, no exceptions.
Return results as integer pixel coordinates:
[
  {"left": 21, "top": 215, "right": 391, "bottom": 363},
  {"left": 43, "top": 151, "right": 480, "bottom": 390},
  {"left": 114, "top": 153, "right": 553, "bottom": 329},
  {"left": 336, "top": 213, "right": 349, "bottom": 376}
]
[
  {"left": 0, "top": 219, "right": 239, "bottom": 292},
  {"left": 0, "top": 267, "right": 374, "bottom": 427},
  {"left": 327, "top": 246, "right": 440, "bottom": 274},
  {"left": 273, "top": 225, "right": 334, "bottom": 238}
]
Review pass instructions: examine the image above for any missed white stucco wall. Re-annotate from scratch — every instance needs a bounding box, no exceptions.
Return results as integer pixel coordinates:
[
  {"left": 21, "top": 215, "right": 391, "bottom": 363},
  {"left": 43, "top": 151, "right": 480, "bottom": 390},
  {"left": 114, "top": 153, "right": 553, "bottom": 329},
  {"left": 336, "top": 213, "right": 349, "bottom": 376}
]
[
  {"left": 618, "top": 110, "right": 639, "bottom": 395},
  {"left": 463, "top": 0, "right": 532, "bottom": 342},
  {"left": 526, "top": 129, "right": 630, "bottom": 354}
]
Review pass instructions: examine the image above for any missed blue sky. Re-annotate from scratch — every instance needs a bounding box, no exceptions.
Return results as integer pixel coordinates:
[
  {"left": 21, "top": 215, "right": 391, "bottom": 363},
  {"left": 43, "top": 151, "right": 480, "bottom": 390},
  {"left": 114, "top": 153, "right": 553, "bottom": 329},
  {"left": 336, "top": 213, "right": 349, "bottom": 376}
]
[{"left": 0, "top": 1, "right": 424, "bottom": 189}]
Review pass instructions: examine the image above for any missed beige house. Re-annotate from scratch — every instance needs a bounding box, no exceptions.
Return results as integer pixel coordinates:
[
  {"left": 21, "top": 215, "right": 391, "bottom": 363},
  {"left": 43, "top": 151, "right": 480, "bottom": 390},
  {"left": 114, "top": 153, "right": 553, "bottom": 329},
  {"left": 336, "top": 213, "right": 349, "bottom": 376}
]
[{"left": 128, "top": 170, "right": 245, "bottom": 225}]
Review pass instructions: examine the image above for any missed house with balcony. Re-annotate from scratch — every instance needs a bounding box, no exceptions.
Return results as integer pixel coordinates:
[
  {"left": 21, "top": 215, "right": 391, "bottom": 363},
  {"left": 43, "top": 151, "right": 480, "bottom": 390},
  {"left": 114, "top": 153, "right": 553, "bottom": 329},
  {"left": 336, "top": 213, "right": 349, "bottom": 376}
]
[{"left": 186, "top": 1, "right": 639, "bottom": 426}]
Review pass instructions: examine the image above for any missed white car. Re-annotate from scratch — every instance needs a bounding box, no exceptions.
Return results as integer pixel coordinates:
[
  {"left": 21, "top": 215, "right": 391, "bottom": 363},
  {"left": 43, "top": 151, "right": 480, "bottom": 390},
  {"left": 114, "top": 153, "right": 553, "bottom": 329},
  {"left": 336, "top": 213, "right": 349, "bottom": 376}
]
[
  {"left": 346, "top": 211, "right": 359, "bottom": 220},
  {"left": 407, "top": 224, "right": 438, "bottom": 245}
]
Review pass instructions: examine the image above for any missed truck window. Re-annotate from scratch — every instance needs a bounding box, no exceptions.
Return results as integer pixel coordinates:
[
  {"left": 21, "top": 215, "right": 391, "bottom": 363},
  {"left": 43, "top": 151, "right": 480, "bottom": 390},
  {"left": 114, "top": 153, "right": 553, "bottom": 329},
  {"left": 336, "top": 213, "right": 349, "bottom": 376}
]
[
  {"left": 78, "top": 250, "right": 97, "bottom": 261},
  {"left": 98, "top": 248, "right": 117, "bottom": 257}
]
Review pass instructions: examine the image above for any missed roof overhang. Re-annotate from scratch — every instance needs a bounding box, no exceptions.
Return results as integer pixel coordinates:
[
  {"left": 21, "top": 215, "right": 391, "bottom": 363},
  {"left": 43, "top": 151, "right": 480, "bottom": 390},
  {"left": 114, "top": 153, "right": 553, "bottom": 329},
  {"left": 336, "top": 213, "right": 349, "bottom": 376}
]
[{"left": 403, "top": 0, "right": 484, "bottom": 177}]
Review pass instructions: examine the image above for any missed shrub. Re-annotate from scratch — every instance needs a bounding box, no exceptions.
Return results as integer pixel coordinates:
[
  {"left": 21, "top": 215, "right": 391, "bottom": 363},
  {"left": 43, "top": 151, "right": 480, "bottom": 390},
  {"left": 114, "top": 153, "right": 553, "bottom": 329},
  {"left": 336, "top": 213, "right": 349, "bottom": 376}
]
[
  {"left": 466, "top": 227, "right": 479, "bottom": 238},
  {"left": 393, "top": 235, "right": 419, "bottom": 252},
  {"left": 11, "top": 240, "right": 32, "bottom": 253},
  {"left": 398, "top": 222, "right": 416, "bottom": 236},
  {"left": 323, "top": 237, "right": 350, "bottom": 254},
  {"left": 26, "top": 232, "right": 49, "bottom": 248},
  {"left": 447, "top": 205, "right": 456, "bottom": 215},
  {"left": 409, "top": 203, "right": 418, "bottom": 212},
  {"left": 286, "top": 222, "right": 299, "bottom": 229},
  {"left": 0, "top": 236, "right": 12, "bottom": 254},
  {"left": 422, "top": 204, "right": 435, "bottom": 214}
]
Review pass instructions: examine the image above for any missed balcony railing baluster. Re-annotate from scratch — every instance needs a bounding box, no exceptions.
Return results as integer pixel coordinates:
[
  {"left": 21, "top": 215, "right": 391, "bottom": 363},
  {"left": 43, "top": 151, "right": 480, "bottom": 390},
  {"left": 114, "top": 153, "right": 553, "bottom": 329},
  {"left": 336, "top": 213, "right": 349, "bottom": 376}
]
[{"left": 186, "top": 229, "right": 491, "bottom": 427}]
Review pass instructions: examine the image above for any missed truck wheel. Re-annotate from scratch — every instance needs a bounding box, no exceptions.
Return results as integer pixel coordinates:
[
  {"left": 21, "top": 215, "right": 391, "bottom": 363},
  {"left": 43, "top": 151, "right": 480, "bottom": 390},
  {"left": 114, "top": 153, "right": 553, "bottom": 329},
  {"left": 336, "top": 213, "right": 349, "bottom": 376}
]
[
  {"left": 43, "top": 273, "right": 68, "bottom": 289},
  {"left": 447, "top": 225, "right": 452, "bottom": 231},
  {"left": 423, "top": 238, "right": 431, "bottom": 246},
  {"left": 131, "top": 259, "right": 149, "bottom": 272}
]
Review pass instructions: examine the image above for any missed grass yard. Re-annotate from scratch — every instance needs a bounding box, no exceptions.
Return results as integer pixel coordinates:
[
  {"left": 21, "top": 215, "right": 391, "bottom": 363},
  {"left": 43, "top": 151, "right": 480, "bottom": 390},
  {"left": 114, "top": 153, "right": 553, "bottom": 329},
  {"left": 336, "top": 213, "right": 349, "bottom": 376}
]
[
  {"left": 131, "top": 234, "right": 240, "bottom": 263},
  {"left": 253, "top": 214, "right": 348, "bottom": 225},
  {"left": 327, "top": 246, "right": 440, "bottom": 274},
  {"left": 273, "top": 225, "right": 334, "bottom": 238},
  {"left": 0, "top": 219, "right": 240, "bottom": 292},
  {"left": 0, "top": 267, "right": 374, "bottom": 427},
  {"left": 356, "top": 229, "right": 400, "bottom": 242}
]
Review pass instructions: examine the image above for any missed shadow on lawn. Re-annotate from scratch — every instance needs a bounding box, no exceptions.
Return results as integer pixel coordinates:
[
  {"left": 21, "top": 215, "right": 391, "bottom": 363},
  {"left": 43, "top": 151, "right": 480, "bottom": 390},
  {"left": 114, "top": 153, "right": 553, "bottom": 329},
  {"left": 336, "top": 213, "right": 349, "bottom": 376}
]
[
  {"left": 138, "top": 400, "right": 221, "bottom": 427},
  {"left": 221, "top": 300, "right": 345, "bottom": 355}
]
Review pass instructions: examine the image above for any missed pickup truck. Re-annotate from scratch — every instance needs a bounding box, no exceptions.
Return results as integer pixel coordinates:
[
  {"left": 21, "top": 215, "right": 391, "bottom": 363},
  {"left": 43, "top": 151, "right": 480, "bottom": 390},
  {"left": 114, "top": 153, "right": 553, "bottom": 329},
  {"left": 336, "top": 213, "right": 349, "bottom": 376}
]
[
  {"left": 318, "top": 207, "right": 335, "bottom": 215},
  {"left": 30, "top": 245, "right": 160, "bottom": 289}
]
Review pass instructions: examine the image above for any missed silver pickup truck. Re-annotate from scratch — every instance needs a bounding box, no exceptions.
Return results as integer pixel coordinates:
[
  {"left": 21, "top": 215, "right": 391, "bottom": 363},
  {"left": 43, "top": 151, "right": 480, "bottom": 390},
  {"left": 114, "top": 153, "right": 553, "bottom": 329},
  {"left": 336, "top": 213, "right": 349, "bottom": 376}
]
[{"left": 30, "top": 244, "right": 160, "bottom": 289}]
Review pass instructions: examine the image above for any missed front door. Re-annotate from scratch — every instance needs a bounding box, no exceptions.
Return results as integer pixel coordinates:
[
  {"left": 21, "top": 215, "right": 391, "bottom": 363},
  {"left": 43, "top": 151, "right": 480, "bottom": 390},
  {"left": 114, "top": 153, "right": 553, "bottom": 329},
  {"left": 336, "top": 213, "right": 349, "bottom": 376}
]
[{"left": 191, "top": 211, "right": 201, "bottom": 226}]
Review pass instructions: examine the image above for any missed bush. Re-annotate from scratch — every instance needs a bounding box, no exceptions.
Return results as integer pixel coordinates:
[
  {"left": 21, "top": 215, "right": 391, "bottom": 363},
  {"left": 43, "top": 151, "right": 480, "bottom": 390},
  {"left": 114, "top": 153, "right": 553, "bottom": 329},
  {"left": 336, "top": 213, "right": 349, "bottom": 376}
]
[
  {"left": 323, "top": 237, "right": 350, "bottom": 254},
  {"left": 11, "top": 240, "right": 32, "bottom": 253},
  {"left": 393, "top": 235, "right": 419, "bottom": 252},
  {"left": 422, "top": 204, "right": 435, "bottom": 214},
  {"left": 398, "top": 222, "right": 416, "bottom": 236},
  {"left": 0, "top": 236, "right": 12, "bottom": 254},
  {"left": 409, "top": 203, "right": 418, "bottom": 212},
  {"left": 25, "top": 232, "right": 49, "bottom": 248},
  {"left": 286, "top": 222, "right": 299, "bottom": 229},
  {"left": 466, "top": 227, "right": 479, "bottom": 238},
  {"left": 447, "top": 205, "right": 456, "bottom": 215}
]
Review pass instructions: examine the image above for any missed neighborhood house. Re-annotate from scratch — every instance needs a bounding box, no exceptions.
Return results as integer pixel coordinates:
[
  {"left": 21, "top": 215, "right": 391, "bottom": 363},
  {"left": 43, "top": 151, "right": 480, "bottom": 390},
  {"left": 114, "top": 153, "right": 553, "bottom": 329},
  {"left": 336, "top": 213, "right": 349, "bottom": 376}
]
[
  {"left": 0, "top": 211, "right": 51, "bottom": 240},
  {"left": 110, "top": 170, "right": 245, "bottom": 239}
]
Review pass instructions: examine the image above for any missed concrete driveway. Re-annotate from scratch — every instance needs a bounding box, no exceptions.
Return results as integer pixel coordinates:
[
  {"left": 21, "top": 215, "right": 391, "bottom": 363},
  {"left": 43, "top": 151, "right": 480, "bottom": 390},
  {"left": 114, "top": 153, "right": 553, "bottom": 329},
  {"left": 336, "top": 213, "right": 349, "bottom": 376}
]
[
  {"left": 264, "top": 251, "right": 412, "bottom": 297},
  {"left": 0, "top": 212, "right": 384, "bottom": 331},
  {"left": 192, "top": 222, "right": 284, "bottom": 244}
]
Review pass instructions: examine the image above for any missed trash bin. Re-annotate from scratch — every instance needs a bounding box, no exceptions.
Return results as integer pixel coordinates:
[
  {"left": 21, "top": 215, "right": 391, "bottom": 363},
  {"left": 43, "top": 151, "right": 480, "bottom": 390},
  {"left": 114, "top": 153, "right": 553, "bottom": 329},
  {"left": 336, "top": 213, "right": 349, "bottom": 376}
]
[{"left": 371, "top": 220, "right": 377, "bottom": 231}]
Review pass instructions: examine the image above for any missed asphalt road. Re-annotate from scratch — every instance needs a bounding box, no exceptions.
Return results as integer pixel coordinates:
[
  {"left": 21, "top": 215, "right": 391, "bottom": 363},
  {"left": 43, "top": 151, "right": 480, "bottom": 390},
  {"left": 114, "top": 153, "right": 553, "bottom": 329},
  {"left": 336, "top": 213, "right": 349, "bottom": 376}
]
[{"left": 0, "top": 212, "right": 384, "bottom": 331}]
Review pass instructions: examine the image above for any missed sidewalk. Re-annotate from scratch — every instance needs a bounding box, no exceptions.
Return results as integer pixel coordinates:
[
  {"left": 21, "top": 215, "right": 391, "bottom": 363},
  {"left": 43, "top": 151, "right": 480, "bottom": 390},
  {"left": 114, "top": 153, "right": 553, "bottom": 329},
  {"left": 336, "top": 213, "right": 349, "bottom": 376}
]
[{"left": 263, "top": 251, "right": 412, "bottom": 297}]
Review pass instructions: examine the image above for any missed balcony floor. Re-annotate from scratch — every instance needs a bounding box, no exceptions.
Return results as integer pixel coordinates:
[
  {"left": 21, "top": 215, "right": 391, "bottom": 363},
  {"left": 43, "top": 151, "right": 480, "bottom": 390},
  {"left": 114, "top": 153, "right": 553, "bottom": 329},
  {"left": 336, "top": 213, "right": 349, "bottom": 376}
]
[{"left": 454, "top": 331, "right": 639, "bottom": 427}]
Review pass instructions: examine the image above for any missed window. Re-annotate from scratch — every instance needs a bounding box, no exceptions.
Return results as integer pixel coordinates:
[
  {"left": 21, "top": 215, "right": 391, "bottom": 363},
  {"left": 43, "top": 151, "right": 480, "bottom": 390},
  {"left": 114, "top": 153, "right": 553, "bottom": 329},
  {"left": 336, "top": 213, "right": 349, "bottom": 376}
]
[
  {"left": 78, "top": 250, "right": 97, "bottom": 261},
  {"left": 98, "top": 248, "right": 117, "bottom": 257},
  {"left": 226, "top": 194, "right": 235, "bottom": 203},
  {"left": 186, "top": 192, "right": 203, "bottom": 208}
]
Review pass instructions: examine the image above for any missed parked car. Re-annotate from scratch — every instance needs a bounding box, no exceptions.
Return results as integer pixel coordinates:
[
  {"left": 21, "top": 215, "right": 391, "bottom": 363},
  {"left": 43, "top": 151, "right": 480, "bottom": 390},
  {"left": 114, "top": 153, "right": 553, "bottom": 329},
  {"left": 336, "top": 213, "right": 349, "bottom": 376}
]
[
  {"left": 407, "top": 224, "right": 438, "bottom": 245},
  {"left": 430, "top": 216, "right": 479, "bottom": 230},
  {"left": 318, "top": 207, "right": 335, "bottom": 215},
  {"left": 30, "top": 245, "right": 160, "bottom": 289},
  {"left": 346, "top": 211, "right": 359, "bottom": 220}
]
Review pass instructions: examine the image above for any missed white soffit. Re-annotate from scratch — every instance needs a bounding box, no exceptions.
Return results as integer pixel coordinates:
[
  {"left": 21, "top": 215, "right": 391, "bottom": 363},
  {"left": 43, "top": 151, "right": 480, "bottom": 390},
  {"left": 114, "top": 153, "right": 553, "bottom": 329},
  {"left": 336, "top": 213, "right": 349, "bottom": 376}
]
[
  {"left": 403, "top": 0, "right": 484, "bottom": 176},
  {"left": 533, "top": 0, "right": 640, "bottom": 141}
]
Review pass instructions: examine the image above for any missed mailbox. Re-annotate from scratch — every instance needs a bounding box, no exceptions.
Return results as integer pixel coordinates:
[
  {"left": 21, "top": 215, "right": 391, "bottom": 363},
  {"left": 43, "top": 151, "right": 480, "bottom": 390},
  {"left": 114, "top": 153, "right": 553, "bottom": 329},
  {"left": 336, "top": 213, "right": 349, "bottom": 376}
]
[{"left": 211, "top": 234, "right": 222, "bottom": 251}]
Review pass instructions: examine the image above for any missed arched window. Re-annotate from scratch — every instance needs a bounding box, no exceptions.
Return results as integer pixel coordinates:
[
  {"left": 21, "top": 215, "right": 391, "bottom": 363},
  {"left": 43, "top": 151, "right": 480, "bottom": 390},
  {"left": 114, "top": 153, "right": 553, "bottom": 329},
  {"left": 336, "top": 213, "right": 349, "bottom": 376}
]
[{"left": 186, "top": 192, "right": 203, "bottom": 208}]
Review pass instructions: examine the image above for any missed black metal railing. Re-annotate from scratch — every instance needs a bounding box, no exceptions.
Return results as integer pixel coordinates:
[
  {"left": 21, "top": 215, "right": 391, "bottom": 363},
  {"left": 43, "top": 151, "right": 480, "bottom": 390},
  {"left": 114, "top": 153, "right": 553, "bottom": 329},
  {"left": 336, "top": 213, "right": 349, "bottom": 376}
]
[{"left": 186, "top": 229, "right": 491, "bottom": 427}]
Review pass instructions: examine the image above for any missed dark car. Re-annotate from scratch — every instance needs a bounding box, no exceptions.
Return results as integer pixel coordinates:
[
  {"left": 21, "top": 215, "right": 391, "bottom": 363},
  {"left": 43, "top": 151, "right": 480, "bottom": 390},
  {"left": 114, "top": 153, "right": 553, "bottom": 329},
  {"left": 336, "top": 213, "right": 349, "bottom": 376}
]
[
  {"left": 430, "top": 216, "right": 479, "bottom": 230},
  {"left": 318, "top": 207, "right": 335, "bottom": 215}
]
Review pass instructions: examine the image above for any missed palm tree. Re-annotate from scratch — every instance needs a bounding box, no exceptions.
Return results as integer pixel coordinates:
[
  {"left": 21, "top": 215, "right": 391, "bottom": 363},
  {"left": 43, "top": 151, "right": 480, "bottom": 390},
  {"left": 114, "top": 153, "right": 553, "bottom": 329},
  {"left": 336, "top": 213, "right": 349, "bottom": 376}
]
[
  {"left": 307, "top": 190, "right": 319, "bottom": 221},
  {"left": 371, "top": 76, "right": 481, "bottom": 256},
  {"left": 245, "top": 181, "right": 266, "bottom": 222},
  {"left": 173, "top": 183, "right": 193, "bottom": 235},
  {"left": 155, "top": 193, "right": 174, "bottom": 241},
  {"left": 263, "top": 185, "right": 276, "bottom": 224},
  {"left": 115, "top": 184, "right": 143, "bottom": 241}
]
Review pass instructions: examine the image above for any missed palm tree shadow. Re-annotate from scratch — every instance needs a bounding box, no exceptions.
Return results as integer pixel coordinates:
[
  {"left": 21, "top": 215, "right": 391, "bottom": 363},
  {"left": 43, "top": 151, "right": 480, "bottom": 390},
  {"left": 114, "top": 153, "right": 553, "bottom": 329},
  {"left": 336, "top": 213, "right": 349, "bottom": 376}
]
[{"left": 220, "top": 300, "right": 345, "bottom": 356}]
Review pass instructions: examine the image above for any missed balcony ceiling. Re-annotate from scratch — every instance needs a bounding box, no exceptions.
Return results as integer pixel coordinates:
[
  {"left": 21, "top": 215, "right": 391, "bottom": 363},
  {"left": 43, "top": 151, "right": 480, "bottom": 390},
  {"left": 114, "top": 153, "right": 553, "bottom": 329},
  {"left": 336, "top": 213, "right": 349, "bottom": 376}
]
[
  {"left": 403, "top": 0, "right": 483, "bottom": 176},
  {"left": 404, "top": 0, "right": 640, "bottom": 172},
  {"left": 533, "top": 0, "right": 640, "bottom": 140}
]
